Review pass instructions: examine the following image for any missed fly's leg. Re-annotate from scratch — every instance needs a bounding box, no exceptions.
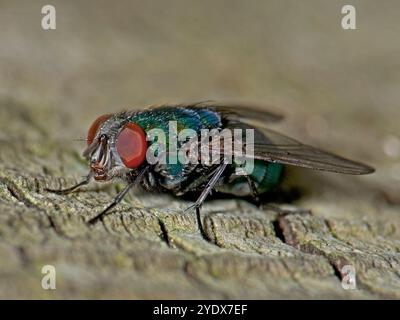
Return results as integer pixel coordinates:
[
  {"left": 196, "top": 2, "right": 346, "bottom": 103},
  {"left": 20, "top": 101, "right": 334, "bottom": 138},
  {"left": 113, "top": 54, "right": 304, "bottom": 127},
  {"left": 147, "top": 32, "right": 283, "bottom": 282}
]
[
  {"left": 45, "top": 174, "right": 92, "bottom": 195},
  {"left": 87, "top": 166, "right": 149, "bottom": 225},
  {"left": 186, "top": 163, "right": 228, "bottom": 239},
  {"left": 244, "top": 176, "right": 310, "bottom": 215},
  {"left": 87, "top": 183, "right": 134, "bottom": 225},
  {"left": 245, "top": 176, "right": 261, "bottom": 207}
]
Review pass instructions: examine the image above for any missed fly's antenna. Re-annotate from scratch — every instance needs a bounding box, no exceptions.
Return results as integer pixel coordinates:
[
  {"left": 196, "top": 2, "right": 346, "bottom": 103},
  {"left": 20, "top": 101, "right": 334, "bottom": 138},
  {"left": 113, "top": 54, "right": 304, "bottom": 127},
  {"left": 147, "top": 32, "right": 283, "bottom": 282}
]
[{"left": 73, "top": 137, "right": 89, "bottom": 142}]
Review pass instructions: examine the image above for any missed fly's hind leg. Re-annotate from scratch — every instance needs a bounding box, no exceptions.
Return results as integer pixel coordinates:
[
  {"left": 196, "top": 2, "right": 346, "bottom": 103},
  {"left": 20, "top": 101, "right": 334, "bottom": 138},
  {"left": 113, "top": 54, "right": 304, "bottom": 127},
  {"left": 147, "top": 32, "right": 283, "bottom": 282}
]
[
  {"left": 245, "top": 176, "right": 310, "bottom": 216},
  {"left": 45, "top": 174, "right": 92, "bottom": 195},
  {"left": 245, "top": 176, "right": 261, "bottom": 207}
]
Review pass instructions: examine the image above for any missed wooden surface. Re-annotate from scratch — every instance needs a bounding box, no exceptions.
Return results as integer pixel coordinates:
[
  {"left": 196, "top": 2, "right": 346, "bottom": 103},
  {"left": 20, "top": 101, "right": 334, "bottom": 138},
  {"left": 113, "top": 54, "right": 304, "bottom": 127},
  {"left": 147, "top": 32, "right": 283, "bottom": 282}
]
[{"left": 0, "top": 0, "right": 399, "bottom": 299}]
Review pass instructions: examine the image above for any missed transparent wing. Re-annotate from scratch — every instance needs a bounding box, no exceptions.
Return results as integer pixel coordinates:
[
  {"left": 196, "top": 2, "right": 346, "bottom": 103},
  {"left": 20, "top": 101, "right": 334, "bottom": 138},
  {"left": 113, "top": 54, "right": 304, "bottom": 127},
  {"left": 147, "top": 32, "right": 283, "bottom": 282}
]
[{"left": 220, "top": 122, "right": 375, "bottom": 175}]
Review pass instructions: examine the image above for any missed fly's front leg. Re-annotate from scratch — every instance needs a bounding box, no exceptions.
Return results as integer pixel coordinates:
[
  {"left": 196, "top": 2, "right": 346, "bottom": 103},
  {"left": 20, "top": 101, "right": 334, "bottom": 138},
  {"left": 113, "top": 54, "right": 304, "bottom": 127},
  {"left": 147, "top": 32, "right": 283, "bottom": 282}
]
[
  {"left": 88, "top": 165, "right": 149, "bottom": 225},
  {"left": 45, "top": 173, "right": 92, "bottom": 195}
]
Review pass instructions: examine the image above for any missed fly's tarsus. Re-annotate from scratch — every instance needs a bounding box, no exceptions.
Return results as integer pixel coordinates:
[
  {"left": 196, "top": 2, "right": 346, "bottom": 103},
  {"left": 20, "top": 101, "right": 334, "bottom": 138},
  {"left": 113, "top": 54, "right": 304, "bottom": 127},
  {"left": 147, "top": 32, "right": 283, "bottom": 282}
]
[{"left": 45, "top": 175, "right": 92, "bottom": 195}]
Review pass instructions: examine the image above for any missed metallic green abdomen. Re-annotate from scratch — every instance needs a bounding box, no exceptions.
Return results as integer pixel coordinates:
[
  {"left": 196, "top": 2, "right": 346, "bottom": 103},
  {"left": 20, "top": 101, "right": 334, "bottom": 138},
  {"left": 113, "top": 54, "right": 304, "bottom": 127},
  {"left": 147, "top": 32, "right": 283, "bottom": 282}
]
[
  {"left": 250, "top": 160, "right": 283, "bottom": 194},
  {"left": 222, "top": 160, "right": 283, "bottom": 196}
]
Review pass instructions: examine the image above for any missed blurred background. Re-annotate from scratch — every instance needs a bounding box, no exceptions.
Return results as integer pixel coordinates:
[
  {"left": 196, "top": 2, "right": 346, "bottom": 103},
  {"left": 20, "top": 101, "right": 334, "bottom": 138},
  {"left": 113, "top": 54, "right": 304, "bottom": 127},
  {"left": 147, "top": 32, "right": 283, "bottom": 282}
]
[{"left": 0, "top": 0, "right": 399, "bottom": 299}]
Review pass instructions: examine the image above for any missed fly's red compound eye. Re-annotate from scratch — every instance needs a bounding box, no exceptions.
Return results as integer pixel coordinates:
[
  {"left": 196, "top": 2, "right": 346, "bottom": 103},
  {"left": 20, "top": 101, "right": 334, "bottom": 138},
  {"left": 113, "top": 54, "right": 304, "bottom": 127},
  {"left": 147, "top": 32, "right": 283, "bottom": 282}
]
[
  {"left": 87, "top": 114, "right": 111, "bottom": 145},
  {"left": 116, "top": 123, "right": 147, "bottom": 169}
]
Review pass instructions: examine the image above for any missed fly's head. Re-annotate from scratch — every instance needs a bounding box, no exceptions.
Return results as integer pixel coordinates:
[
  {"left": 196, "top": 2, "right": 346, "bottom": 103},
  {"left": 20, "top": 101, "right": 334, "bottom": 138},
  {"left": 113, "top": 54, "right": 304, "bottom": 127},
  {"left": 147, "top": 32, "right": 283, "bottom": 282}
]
[{"left": 83, "top": 113, "right": 147, "bottom": 181}]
